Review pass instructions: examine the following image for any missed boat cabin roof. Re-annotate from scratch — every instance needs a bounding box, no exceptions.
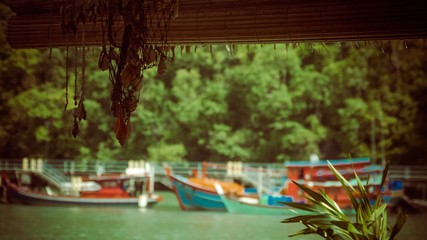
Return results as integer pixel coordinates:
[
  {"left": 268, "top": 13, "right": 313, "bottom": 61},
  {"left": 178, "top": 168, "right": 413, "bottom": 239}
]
[{"left": 284, "top": 157, "right": 370, "bottom": 168}]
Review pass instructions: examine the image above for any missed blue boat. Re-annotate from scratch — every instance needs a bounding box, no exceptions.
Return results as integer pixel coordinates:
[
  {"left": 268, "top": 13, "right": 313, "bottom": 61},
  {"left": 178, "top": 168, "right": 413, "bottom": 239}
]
[
  {"left": 165, "top": 165, "right": 254, "bottom": 211},
  {"left": 167, "top": 172, "right": 228, "bottom": 211}
]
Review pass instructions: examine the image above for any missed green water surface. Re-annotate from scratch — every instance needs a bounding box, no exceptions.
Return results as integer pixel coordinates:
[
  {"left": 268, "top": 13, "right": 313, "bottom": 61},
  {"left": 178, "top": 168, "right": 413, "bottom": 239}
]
[{"left": 0, "top": 191, "right": 425, "bottom": 240}]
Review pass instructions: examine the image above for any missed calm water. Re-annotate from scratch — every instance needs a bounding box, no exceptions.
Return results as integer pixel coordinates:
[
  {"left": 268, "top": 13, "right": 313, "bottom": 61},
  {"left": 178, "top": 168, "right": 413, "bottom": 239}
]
[{"left": 0, "top": 191, "right": 426, "bottom": 240}]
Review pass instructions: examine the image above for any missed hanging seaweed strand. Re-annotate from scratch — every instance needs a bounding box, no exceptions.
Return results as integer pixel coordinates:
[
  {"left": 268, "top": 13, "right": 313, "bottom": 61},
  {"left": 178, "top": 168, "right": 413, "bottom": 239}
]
[
  {"left": 71, "top": 44, "right": 79, "bottom": 137},
  {"left": 64, "top": 41, "right": 69, "bottom": 112},
  {"left": 60, "top": 0, "right": 178, "bottom": 146}
]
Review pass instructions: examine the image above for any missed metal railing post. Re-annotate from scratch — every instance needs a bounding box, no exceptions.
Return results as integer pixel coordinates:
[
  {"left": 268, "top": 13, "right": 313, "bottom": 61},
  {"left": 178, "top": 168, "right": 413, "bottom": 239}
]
[{"left": 404, "top": 167, "right": 410, "bottom": 179}]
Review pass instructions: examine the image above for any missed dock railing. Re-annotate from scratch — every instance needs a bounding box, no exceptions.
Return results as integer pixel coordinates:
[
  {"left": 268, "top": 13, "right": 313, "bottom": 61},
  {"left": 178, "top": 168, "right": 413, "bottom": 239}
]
[
  {"left": 39, "top": 161, "right": 71, "bottom": 189},
  {"left": 0, "top": 158, "right": 71, "bottom": 191},
  {"left": 389, "top": 165, "right": 427, "bottom": 181},
  {"left": 3, "top": 159, "right": 427, "bottom": 187}
]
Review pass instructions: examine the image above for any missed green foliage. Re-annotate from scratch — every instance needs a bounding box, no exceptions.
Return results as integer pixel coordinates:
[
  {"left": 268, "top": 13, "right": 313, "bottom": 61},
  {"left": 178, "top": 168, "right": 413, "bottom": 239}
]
[
  {"left": 1, "top": 6, "right": 426, "bottom": 167},
  {"left": 281, "top": 162, "right": 407, "bottom": 240},
  {"left": 207, "top": 124, "right": 252, "bottom": 160},
  {"left": 147, "top": 143, "right": 187, "bottom": 163}
]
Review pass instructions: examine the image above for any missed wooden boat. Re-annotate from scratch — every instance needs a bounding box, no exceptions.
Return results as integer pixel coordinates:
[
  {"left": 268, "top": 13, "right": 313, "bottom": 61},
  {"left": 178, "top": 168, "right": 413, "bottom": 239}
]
[
  {"left": 1, "top": 172, "right": 162, "bottom": 207},
  {"left": 216, "top": 158, "right": 387, "bottom": 214},
  {"left": 166, "top": 158, "right": 389, "bottom": 213},
  {"left": 219, "top": 191, "right": 357, "bottom": 216},
  {"left": 165, "top": 167, "right": 247, "bottom": 211},
  {"left": 284, "top": 158, "right": 389, "bottom": 209}
]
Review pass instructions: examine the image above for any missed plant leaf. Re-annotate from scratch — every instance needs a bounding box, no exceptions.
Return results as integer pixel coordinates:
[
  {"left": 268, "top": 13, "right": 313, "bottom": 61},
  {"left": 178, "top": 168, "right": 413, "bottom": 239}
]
[
  {"left": 281, "top": 214, "right": 331, "bottom": 223},
  {"left": 353, "top": 168, "right": 372, "bottom": 215},
  {"left": 327, "top": 161, "right": 359, "bottom": 209},
  {"left": 280, "top": 201, "right": 317, "bottom": 212},
  {"left": 389, "top": 208, "right": 407, "bottom": 239},
  {"left": 374, "top": 162, "right": 390, "bottom": 208},
  {"left": 317, "top": 188, "right": 346, "bottom": 218},
  {"left": 292, "top": 180, "right": 338, "bottom": 211},
  {"left": 331, "top": 220, "right": 362, "bottom": 235},
  {"left": 288, "top": 227, "right": 316, "bottom": 237},
  {"left": 371, "top": 204, "right": 387, "bottom": 221}
]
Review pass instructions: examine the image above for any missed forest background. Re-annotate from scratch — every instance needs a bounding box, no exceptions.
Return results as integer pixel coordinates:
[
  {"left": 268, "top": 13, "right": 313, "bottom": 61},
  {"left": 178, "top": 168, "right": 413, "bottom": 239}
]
[{"left": 1, "top": 5, "right": 426, "bottom": 165}]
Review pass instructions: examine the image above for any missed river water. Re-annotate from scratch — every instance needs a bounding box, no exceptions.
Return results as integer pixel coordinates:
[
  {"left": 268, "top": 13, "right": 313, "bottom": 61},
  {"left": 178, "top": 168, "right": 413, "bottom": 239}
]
[{"left": 0, "top": 191, "right": 426, "bottom": 240}]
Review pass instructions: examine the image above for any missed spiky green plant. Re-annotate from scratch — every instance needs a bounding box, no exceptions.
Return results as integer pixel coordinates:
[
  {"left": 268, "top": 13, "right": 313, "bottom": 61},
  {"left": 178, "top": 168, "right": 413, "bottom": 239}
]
[{"left": 281, "top": 161, "right": 406, "bottom": 240}]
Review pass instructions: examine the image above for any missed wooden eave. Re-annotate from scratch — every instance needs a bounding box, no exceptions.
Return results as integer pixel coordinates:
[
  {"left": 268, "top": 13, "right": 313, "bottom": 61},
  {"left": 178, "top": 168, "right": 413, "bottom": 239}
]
[{"left": 5, "top": 0, "right": 427, "bottom": 49}]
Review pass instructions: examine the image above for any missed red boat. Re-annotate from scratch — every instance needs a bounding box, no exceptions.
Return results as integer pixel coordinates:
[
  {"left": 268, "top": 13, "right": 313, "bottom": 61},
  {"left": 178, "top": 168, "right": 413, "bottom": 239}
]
[{"left": 283, "top": 158, "right": 389, "bottom": 208}]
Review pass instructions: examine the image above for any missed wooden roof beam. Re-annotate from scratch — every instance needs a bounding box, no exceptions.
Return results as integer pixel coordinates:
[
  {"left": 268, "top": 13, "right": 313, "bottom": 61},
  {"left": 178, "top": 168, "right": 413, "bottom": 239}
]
[{"left": 6, "top": 0, "right": 427, "bottom": 48}]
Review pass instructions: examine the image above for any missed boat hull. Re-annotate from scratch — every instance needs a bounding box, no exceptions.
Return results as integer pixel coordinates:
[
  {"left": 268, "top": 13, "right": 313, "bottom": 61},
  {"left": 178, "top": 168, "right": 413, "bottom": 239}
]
[
  {"left": 169, "top": 174, "right": 226, "bottom": 211},
  {"left": 219, "top": 194, "right": 303, "bottom": 215},
  {"left": 6, "top": 183, "right": 161, "bottom": 207},
  {"left": 220, "top": 194, "right": 356, "bottom": 215}
]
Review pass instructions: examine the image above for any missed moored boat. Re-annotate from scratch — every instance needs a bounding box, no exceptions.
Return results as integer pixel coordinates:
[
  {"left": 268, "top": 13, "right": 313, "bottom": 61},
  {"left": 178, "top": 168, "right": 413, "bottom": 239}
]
[
  {"left": 284, "top": 158, "right": 389, "bottom": 209},
  {"left": 166, "top": 167, "right": 248, "bottom": 211},
  {"left": 217, "top": 158, "right": 389, "bottom": 215},
  {"left": 1, "top": 172, "right": 162, "bottom": 207},
  {"left": 214, "top": 183, "right": 306, "bottom": 215}
]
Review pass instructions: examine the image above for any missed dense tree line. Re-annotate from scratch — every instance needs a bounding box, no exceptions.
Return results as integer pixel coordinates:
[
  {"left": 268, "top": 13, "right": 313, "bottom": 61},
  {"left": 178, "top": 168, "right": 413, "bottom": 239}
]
[{"left": 1, "top": 5, "right": 426, "bottom": 164}]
